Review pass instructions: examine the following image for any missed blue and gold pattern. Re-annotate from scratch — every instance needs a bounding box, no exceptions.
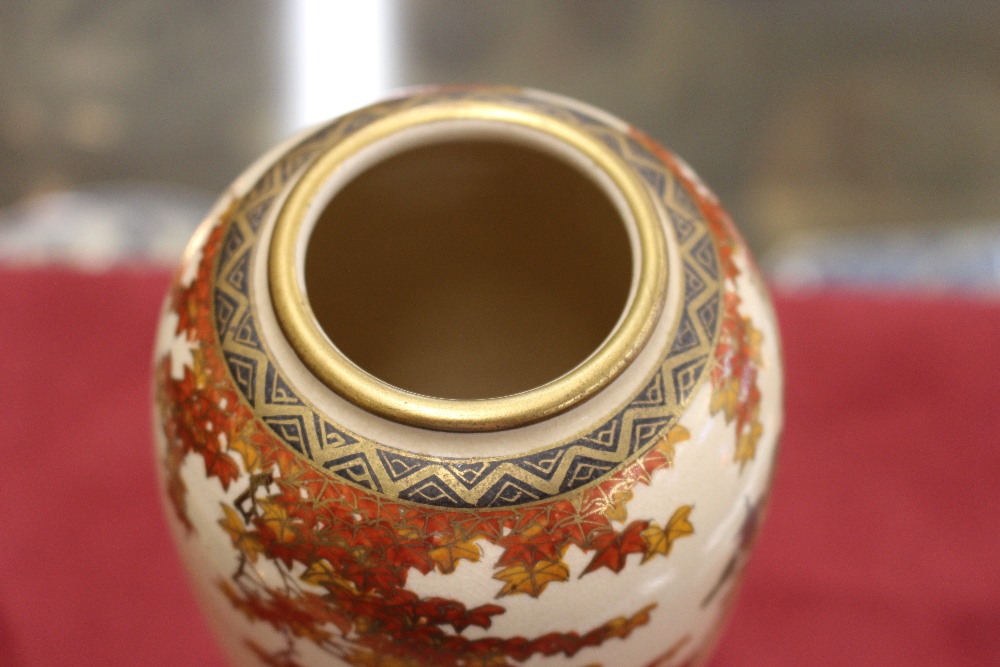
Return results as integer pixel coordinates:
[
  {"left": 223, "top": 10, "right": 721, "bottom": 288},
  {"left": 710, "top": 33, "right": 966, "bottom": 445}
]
[{"left": 210, "top": 90, "right": 723, "bottom": 508}]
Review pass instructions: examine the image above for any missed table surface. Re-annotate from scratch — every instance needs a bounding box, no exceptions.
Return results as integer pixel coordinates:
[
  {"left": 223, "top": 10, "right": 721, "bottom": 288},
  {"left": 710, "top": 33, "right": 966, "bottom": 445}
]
[{"left": 1, "top": 269, "right": 998, "bottom": 667}]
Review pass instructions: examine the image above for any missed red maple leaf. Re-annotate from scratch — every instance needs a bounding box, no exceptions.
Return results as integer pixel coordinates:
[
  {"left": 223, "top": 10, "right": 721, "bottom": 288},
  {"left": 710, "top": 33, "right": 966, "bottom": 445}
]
[
  {"left": 581, "top": 520, "right": 650, "bottom": 575},
  {"left": 496, "top": 526, "right": 563, "bottom": 567},
  {"left": 202, "top": 445, "right": 240, "bottom": 490}
]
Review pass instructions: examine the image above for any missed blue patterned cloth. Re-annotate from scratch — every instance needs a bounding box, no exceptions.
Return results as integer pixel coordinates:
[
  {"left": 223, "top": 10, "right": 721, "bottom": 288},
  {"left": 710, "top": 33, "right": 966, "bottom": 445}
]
[
  {"left": 0, "top": 183, "right": 212, "bottom": 269},
  {"left": 765, "top": 224, "right": 1000, "bottom": 293},
  {"left": 2, "top": 183, "right": 998, "bottom": 295}
]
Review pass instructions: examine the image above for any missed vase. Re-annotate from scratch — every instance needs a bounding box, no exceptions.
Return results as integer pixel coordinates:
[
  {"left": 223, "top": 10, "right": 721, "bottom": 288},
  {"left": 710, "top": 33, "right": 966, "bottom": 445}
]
[{"left": 153, "top": 86, "right": 783, "bottom": 667}]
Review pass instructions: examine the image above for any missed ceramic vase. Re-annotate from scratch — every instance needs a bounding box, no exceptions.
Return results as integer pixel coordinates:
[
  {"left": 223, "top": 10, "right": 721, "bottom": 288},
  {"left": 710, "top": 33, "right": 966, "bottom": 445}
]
[{"left": 153, "top": 86, "right": 783, "bottom": 667}]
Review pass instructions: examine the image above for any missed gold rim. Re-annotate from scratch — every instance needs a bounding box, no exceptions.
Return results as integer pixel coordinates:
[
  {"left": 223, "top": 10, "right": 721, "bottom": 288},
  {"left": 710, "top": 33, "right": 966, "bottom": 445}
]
[{"left": 269, "top": 100, "right": 667, "bottom": 432}]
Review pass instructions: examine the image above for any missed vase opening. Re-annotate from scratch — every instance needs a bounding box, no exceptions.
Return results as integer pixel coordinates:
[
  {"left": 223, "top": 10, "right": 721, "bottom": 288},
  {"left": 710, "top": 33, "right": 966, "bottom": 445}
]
[
  {"left": 302, "top": 135, "right": 634, "bottom": 401},
  {"left": 270, "top": 104, "right": 667, "bottom": 430}
]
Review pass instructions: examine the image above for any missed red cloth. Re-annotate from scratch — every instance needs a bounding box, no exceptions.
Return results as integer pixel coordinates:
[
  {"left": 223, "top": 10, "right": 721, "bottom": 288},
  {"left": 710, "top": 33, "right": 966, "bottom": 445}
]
[{"left": 0, "top": 269, "right": 997, "bottom": 666}]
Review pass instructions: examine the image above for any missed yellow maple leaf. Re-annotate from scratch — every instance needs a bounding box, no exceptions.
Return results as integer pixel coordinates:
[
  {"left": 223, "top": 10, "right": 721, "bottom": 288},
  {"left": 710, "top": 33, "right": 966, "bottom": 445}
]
[
  {"left": 735, "top": 419, "right": 763, "bottom": 467},
  {"left": 189, "top": 347, "right": 209, "bottom": 389},
  {"left": 429, "top": 538, "right": 482, "bottom": 574},
  {"left": 347, "top": 649, "right": 424, "bottom": 667},
  {"left": 228, "top": 434, "right": 260, "bottom": 472},
  {"left": 710, "top": 377, "right": 740, "bottom": 422},
  {"left": 464, "top": 657, "right": 510, "bottom": 667},
  {"left": 747, "top": 322, "right": 764, "bottom": 365},
  {"left": 218, "top": 503, "right": 264, "bottom": 562},
  {"left": 640, "top": 505, "right": 694, "bottom": 563},
  {"left": 665, "top": 424, "right": 691, "bottom": 447},
  {"left": 640, "top": 524, "right": 667, "bottom": 563},
  {"left": 396, "top": 525, "right": 420, "bottom": 541},
  {"left": 604, "top": 603, "right": 656, "bottom": 638},
  {"left": 655, "top": 424, "right": 691, "bottom": 461},
  {"left": 665, "top": 505, "right": 694, "bottom": 538},
  {"left": 258, "top": 498, "right": 296, "bottom": 543},
  {"left": 603, "top": 489, "right": 633, "bottom": 522},
  {"left": 494, "top": 559, "right": 569, "bottom": 598},
  {"left": 300, "top": 559, "right": 354, "bottom": 591}
]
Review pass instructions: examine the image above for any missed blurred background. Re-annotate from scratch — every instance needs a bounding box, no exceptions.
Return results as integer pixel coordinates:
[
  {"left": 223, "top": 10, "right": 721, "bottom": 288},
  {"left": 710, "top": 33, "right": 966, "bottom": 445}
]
[{"left": 1, "top": 0, "right": 999, "bottom": 290}]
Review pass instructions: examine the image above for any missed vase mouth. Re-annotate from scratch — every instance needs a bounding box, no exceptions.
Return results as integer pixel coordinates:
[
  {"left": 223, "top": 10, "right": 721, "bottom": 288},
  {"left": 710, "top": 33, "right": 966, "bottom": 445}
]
[{"left": 269, "top": 99, "right": 667, "bottom": 431}]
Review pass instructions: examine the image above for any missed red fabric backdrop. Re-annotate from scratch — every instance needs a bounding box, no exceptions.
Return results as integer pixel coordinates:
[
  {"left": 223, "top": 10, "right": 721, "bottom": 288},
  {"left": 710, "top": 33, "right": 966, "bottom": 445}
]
[{"left": 0, "top": 269, "right": 998, "bottom": 666}]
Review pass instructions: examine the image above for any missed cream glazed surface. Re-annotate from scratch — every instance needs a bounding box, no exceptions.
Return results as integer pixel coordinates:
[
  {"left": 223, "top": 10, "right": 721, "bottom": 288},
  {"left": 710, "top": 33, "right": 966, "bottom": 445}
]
[{"left": 153, "top": 87, "right": 782, "bottom": 667}]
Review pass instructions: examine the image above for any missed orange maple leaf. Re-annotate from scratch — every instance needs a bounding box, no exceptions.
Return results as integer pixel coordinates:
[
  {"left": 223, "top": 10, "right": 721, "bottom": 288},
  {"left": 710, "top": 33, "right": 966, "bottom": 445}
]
[
  {"left": 494, "top": 559, "right": 569, "bottom": 597},
  {"left": 641, "top": 505, "right": 694, "bottom": 563},
  {"left": 429, "top": 538, "right": 482, "bottom": 574}
]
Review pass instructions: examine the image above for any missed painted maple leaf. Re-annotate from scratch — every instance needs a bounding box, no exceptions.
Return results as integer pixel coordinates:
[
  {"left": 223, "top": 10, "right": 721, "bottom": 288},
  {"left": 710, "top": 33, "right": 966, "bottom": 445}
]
[
  {"left": 581, "top": 521, "right": 650, "bottom": 575},
  {"left": 494, "top": 559, "right": 570, "bottom": 597},
  {"left": 641, "top": 505, "right": 694, "bottom": 563},
  {"left": 429, "top": 537, "right": 482, "bottom": 574}
]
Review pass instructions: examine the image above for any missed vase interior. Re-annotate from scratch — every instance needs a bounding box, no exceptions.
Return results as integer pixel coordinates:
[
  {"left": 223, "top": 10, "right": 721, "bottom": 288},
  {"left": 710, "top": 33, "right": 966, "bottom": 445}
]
[{"left": 304, "top": 136, "right": 633, "bottom": 400}]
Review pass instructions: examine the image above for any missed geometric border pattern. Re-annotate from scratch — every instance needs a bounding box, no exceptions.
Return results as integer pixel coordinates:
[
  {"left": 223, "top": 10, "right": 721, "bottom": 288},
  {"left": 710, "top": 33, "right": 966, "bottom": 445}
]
[{"left": 210, "top": 89, "right": 724, "bottom": 508}]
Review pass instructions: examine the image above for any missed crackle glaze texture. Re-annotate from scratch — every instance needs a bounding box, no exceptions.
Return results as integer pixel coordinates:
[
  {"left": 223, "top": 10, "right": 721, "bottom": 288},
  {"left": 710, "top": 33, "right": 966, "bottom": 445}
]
[{"left": 153, "top": 88, "right": 783, "bottom": 667}]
